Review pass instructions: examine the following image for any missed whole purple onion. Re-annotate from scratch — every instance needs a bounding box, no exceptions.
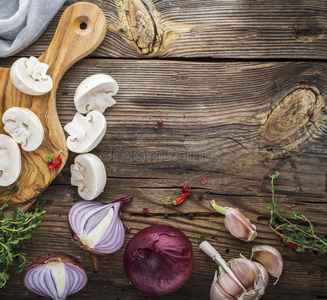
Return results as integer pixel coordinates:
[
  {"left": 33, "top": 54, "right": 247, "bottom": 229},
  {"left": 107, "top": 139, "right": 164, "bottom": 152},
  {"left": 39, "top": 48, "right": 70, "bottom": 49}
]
[
  {"left": 24, "top": 253, "right": 87, "bottom": 300},
  {"left": 124, "top": 225, "right": 195, "bottom": 296}
]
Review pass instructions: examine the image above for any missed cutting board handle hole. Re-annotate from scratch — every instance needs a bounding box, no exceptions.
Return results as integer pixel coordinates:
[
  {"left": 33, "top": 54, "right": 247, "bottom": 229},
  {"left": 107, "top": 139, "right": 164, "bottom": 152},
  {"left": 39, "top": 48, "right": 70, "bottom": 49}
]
[
  {"left": 74, "top": 16, "right": 91, "bottom": 35},
  {"left": 80, "top": 22, "right": 87, "bottom": 30}
]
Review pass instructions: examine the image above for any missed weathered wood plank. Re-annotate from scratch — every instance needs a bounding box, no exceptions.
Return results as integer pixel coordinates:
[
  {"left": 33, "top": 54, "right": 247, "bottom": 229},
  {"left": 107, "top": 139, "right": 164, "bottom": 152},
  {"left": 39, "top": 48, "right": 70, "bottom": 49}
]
[
  {"left": 0, "top": 185, "right": 326, "bottom": 300},
  {"left": 0, "top": 59, "right": 326, "bottom": 299},
  {"left": 14, "top": 0, "right": 327, "bottom": 59}
]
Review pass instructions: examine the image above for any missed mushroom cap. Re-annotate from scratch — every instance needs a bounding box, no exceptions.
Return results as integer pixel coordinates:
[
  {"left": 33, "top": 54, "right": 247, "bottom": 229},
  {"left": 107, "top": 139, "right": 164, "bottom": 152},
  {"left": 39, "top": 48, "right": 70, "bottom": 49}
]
[
  {"left": 10, "top": 56, "right": 53, "bottom": 96},
  {"left": 70, "top": 153, "right": 107, "bottom": 200},
  {"left": 0, "top": 134, "right": 21, "bottom": 186},
  {"left": 74, "top": 74, "right": 118, "bottom": 114},
  {"left": 2, "top": 107, "right": 44, "bottom": 151},
  {"left": 64, "top": 111, "right": 107, "bottom": 154}
]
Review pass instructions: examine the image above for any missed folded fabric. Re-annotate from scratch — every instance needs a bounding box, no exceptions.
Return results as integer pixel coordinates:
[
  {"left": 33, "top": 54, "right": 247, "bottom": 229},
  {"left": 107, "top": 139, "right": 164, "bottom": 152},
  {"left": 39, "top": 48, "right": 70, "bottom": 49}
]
[{"left": 0, "top": 0, "right": 65, "bottom": 57}]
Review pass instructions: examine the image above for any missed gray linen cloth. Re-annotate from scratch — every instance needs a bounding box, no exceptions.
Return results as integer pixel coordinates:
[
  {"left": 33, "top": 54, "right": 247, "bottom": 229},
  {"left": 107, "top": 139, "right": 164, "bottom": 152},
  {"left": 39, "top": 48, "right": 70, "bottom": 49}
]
[{"left": 0, "top": 0, "right": 65, "bottom": 57}]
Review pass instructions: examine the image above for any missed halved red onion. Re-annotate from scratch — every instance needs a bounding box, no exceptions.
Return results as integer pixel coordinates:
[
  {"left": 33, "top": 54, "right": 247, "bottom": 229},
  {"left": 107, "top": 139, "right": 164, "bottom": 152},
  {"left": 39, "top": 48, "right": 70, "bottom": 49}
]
[
  {"left": 68, "top": 197, "right": 131, "bottom": 254},
  {"left": 124, "top": 225, "right": 195, "bottom": 296},
  {"left": 24, "top": 253, "right": 87, "bottom": 300}
]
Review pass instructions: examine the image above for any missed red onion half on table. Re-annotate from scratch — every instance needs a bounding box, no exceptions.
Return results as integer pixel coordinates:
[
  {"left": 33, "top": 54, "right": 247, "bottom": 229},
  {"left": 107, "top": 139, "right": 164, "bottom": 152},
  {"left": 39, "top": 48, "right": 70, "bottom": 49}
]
[
  {"left": 124, "top": 225, "right": 195, "bottom": 296},
  {"left": 24, "top": 253, "right": 87, "bottom": 300},
  {"left": 68, "top": 197, "right": 131, "bottom": 254}
]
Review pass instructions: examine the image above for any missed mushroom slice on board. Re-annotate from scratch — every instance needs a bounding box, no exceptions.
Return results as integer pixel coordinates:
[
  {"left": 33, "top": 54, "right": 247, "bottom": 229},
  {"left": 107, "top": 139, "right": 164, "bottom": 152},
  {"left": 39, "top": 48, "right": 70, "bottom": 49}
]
[
  {"left": 10, "top": 56, "right": 53, "bottom": 96},
  {"left": 71, "top": 153, "right": 107, "bottom": 200},
  {"left": 64, "top": 111, "right": 107, "bottom": 153},
  {"left": 74, "top": 74, "right": 118, "bottom": 114},
  {"left": 2, "top": 107, "right": 44, "bottom": 152},
  {"left": 0, "top": 134, "right": 21, "bottom": 186}
]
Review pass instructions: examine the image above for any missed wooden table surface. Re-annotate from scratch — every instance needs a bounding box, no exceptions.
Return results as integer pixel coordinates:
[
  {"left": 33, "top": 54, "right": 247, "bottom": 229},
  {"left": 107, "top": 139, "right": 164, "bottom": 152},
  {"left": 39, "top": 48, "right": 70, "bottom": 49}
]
[{"left": 1, "top": 0, "right": 327, "bottom": 299}]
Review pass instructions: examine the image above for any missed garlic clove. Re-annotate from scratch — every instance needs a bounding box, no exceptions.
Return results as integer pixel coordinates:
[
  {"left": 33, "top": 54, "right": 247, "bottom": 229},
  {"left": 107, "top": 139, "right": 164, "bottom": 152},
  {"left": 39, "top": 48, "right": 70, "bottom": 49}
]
[
  {"left": 210, "top": 201, "right": 257, "bottom": 242},
  {"left": 224, "top": 208, "right": 257, "bottom": 242},
  {"left": 228, "top": 258, "right": 259, "bottom": 290},
  {"left": 254, "top": 262, "right": 269, "bottom": 289},
  {"left": 218, "top": 273, "right": 243, "bottom": 298},
  {"left": 251, "top": 245, "right": 283, "bottom": 281},
  {"left": 210, "top": 271, "right": 236, "bottom": 300}
]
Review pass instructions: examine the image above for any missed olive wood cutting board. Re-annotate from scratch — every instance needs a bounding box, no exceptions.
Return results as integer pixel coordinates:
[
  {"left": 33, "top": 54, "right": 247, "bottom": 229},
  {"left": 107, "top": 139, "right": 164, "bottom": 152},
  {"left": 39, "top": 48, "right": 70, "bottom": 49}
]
[{"left": 0, "top": 2, "right": 106, "bottom": 212}]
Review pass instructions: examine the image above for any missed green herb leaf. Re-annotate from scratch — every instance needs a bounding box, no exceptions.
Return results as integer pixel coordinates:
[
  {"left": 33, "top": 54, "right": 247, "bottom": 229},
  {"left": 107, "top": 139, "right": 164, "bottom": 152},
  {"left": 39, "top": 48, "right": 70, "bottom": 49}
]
[
  {"left": 0, "top": 190, "right": 45, "bottom": 288},
  {"left": 197, "top": 233, "right": 208, "bottom": 244},
  {"left": 267, "top": 172, "right": 327, "bottom": 255}
]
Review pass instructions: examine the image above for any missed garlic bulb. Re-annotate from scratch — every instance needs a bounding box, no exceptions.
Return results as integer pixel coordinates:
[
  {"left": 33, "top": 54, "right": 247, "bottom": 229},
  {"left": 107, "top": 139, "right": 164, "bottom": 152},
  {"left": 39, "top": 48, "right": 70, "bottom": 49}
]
[{"left": 201, "top": 241, "right": 269, "bottom": 300}]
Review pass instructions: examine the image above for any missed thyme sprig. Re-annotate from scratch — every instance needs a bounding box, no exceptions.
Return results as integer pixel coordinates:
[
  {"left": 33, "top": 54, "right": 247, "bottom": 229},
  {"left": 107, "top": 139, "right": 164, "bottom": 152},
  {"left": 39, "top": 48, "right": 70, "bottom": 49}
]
[
  {"left": 267, "top": 171, "right": 327, "bottom": 254},
  {"left": 0, "top": 187, "right": 46, "bottom": 288}
]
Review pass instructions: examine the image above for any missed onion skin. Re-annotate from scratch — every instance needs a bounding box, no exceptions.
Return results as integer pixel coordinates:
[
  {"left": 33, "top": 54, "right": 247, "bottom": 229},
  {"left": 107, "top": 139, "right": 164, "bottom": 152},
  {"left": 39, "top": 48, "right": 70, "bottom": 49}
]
[
  {"left": 68, "top": 197, "right": 131, "bottom": 255},
  {"left": 24, "top": 253, "right": 87, "bottom": 300},
  {"left": 124, "top": 225, "right": 195, "bottom": 296}
]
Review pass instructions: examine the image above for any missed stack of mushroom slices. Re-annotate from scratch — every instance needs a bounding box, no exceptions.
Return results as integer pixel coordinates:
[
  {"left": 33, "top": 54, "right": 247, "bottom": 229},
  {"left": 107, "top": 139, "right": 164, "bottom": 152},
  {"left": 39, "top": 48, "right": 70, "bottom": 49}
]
[
  {"left": 65, "top": 74, "right": 119, "bottom": 201},
  {"left": 1, "top": 56, "right": 52, "bottom": 187}
]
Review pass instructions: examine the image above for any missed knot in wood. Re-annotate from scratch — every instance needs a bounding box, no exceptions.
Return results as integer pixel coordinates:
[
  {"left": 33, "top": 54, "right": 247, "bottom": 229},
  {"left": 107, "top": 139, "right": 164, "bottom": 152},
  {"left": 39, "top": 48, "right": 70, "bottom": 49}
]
[
  {"left": 125, "top": 0, "right": 158, "bottom": 55},
  {"left": 263, "top": 88, "right": 323, "bottom": 146}
]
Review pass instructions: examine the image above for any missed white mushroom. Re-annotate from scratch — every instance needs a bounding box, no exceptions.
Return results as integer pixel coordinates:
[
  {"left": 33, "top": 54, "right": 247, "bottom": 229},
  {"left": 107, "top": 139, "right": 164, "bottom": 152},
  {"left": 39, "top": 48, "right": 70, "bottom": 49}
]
[
  {"left": 0, "top": 134, "right": 21, "bottom": 186},
  {"left": 71, "top": 153, "right": 107, "bottom": 200},
  {"left": 64, "top": 111, "right": 107, "bottom": 153},
  {"left": 10, "top": 56, "right": 53, "bottom": 96},
  {"left": 2, "top": 107, "right": 44, "bottom": 151},
  {"left": 74, "top": 74, "right": 118, "bottom": 114}
]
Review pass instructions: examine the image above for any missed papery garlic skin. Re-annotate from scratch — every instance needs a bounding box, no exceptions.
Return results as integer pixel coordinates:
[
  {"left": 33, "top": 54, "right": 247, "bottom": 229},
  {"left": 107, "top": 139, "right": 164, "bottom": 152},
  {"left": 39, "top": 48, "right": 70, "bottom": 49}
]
[
  {"left": 224, "top": 208, "right": 257, "bottom": 242},
  {"left": 251, "top": 245, "right": 283, "bottom": 281}
]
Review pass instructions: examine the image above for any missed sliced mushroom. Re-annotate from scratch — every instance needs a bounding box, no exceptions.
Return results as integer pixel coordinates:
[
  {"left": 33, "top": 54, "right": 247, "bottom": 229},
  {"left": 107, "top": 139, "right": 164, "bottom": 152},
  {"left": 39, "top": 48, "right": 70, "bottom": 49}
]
[
  {"left": 10, "top": 56, "right": 53, "bottom": 96},
  {"left": 2, "top": 107, "right": 44, "bottom": 151},
  {"left": 74, "top": 74, "right": 118, "bottom": 114},
  {"left": 64, "top": 111, "right": 107, "bottom": 153},
  {"left": 71, "top": 153, "right": 107, "bottom": 200},
  {"left": 0, "top": 134, "right": 21, "bottom": 186}
]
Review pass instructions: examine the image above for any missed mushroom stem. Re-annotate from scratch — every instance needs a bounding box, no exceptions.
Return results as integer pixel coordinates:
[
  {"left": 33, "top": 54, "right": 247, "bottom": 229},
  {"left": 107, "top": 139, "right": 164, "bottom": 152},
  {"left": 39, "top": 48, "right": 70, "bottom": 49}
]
[{"left": 64, "top": 122, "right": 86, "bottom": 139}]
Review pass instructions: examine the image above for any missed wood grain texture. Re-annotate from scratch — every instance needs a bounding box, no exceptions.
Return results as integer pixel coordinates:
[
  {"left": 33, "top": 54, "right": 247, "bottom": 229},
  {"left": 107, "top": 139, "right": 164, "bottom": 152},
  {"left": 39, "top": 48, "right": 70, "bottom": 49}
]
[
  {"left": 0, "top": 2, "right": 107, "bottom": 211},
  {"left": 0, "top": 59, "right": 326, "bottom": 299},
  {"left": 15, "top": 0, "right": 327, "bottom": 59},
  {"left": 1, "top": 0, "right": 327, "bottom": 299}
]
